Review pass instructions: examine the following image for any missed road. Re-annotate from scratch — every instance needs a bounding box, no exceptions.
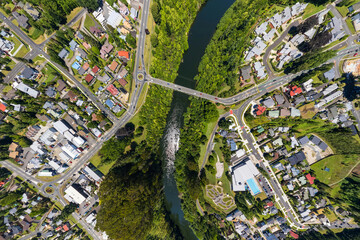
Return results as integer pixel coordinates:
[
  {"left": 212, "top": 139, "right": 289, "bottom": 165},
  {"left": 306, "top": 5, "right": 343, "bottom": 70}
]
[
  {"left": 262, "top": 20, "right": 300, "bottom": 79},
  {"left": 0, "top": 11, "right": 117, "bottom": 122},
  {"left": 232, "top": 102, "right": 305, "bottom": 230}
]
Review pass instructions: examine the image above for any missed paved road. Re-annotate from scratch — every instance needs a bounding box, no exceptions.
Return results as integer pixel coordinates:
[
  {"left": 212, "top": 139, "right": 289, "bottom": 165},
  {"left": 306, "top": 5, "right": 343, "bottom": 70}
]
[
  {"left": 263, "top": 20, "right": 300, "bottom": 79},
  {"left": 232, "top": 101, "right": 305, "bottom": 230},
  {"left": 0, "top": 12, "right": 117, "bottom": 122}
]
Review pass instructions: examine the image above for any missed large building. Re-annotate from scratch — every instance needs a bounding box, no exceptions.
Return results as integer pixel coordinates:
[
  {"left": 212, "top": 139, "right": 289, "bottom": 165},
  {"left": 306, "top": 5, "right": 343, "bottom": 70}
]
[
  {"left": 64, "top": 184, "right": 89, "bottom": 205},
  {"left": 231, "top": 158, "right": 262, "bottom": 195}
]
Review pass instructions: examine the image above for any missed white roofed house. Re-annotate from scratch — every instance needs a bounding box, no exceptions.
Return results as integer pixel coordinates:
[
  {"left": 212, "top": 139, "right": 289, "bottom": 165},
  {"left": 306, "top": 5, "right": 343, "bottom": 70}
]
[
  {"left": 83, "top": 165, "right": 103, "bottom": 182},
  {"left": 61, "top": 142, "right": 80, "bottom": 159},
  {"left": 269, "top": 13, "right": 282, "bottom": 29},
  {"left": 0, "top": 38, "right": 15, "bottom": 53},
  {"left": 231, "top": 158, "right": 262, "bottom": 196},
  {"left": 327, "top": 17, "right": 345, "bottom": 42},
  {"left": 254, "top": 62, "right": 267, "bottom": 79},
  {"left": 255, "top": 22, "right": 268, "bottom": 35},
  {"left": 281, "top": 7, "right": 292, "bottom": 24},
  {"left": 291, "top": 2, "right": 308, "bottom": 16},
  {"left": 263, "top": 28, "right": 277, "bottom": 42}
]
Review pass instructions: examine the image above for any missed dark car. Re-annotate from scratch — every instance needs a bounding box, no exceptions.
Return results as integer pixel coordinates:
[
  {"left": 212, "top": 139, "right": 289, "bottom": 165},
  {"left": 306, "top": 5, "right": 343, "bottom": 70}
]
[{"left": 145, "top": 29, "right": 150, "bottom": 35}]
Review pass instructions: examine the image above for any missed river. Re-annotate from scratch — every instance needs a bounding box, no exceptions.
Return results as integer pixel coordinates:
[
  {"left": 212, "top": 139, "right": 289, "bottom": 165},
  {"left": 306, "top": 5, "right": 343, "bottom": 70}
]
[{"left": 160, "top": 0, "right": 235, "bottom": 239}]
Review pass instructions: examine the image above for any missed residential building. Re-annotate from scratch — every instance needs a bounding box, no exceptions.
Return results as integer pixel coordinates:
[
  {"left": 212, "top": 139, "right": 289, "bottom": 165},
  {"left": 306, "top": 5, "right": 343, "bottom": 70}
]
[
  {"left": 24, "top": 2, "right": 40, "bottom": 20},
  {"left": 12, "top": 82, "right": 39, "bottom": 98},
  {"left": 58, "top": 48, "right": 69, "bottom": 59},
  {"left": 64, "top": 184, "right": 89, "bottom": 205},
  {"left": 12, "top": 12, "right": 29, "bottom": 29}
]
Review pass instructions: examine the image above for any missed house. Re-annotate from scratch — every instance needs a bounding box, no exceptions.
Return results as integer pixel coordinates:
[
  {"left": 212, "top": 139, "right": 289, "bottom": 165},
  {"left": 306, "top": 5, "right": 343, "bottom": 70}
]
[
  {"left": 288, "top": 151, "right": 306, "bottom": 165},
  {"left": 290, "top": 107, "right": 300, "bottom": 117},
  {"left": 97, "top": 72, "right": 111, "bottom": 83},
  {"left": 0, "top": 38, "right": 15, "bottom": 53},
  {"left": 90, "top": 26, "right": 103, "bottom": 38},
  {"left": 82, "top": 62, "right": 90, "bottom": 72},
  {"left": 85, "top": 74, "right": 94, "bottom": 84},
  {"left": 262, "top": 98, "right": 275, "bottom": 108},
  {"left": 289, "top": 86, "right": 302, "bottom": 97},
  {"left": 280, "top": 108, "right": 290, "bottom": 117},
  {"left": 100, "top": 42, "right": 114, "bottom": 59},
  {"left": 118, "top": 2, "right": 129, "bottom": 15},
  {"left": 255, "top": 105, "right": 266, "bottom": 115},
  {"left": 306, "top": 173, "right": 316, "bottom": 184},
  {"left": 78, "top": 48, "right": 88, "bottom": 59},
  {"left": 268, "top": 110, "right": 280, "bottom": 118},
  {"left": 109, "top": 61, "right": 119, "bottom": 72},
  {"left": 0, "top": 102, "right": 7, "bottom": 112},
  {"left": 12, "top": 82, "right": 39, "bottom": 98},
  {"left": 289, "top": 231, "right": 299, "bottom": 239},
  {"left": 130, "top": 7, "right": 138, "bottom": 19},
  {"left": 69, "top": 39, "right": 79, "bottom": 51},
  {"left": 274, "top": 94, "right": 285, "bottom": 105},
  {"left": 106, "top": 84, "right": 119, "bottom": 96},
  {"left": 240, "top": 65, "right": 251, "bottom": 81},
  {"left": 324, "top": 68, "right": 335, "bottom": 81},
  {"left": 118, "top": 51, "right": 130, "bottom": 59},
  {"left": 92, "top": 66, "right": 100, "bottom": 74},
  {"left": 45, "top": 87, "right": 56, "bottom": 98},
  {"left": 64, "top": 90, "right": 77, "bottom": 102},
  {"left": 298, "top": 136, "right": 309, "bottom": 145},
  {"left": 12, "top": 12, "right": 29, "bottom": 29},
  {"left": 119, "top": 68, "right": 128, "bottom": 78},
  {"left": 20, "top": 67, "right": 38, "bottom": 80},
  {"left": 82, "top": 42, "right": 91, "bottom": 50},
  {"left": 24, "top": 2, "right": 40, "bottom": 20},
  {"left": 58, "top": 48, "right": 69, "bottom": 59},
  {"left": 56, "top": 79, "right": 66, "bottom": 92}
]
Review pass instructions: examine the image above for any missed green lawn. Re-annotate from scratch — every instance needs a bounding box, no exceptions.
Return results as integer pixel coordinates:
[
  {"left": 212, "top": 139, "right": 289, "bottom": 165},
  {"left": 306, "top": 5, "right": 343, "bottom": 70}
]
[
  {"left": 66, "top": 7, "right": 83, "bottom": 23},
  {"left": 2, "top": 60, "right": 16, "bottom": 76},
  {"left": 15, "top": 45, "right": 30, "bottom": 58},
  {"left": 7, "top": 36, "right": 22, "bottom": 55},
  {"left": 84, "top": 14, "right": 95, "bottom": 30},
  {"left": 346, "top": 18, "right": 356, "bottom": 34},
  {"left": 89, "top": 152, "right": 115, "bottom": 175},
  {"left": 302, "top": 3, "right": 326, "bottom": 19},
  {"left": 311, "top": 154, "right": 360, "bottom": 185},
  {"left": 33, "top": 55, "right": 46, "bottom": 66},
  {"left": 29, "top": 27, "right": 45, "bottom": 40},
  {"left": 2, "top": 85, "right": 12, "bottom": 93}
]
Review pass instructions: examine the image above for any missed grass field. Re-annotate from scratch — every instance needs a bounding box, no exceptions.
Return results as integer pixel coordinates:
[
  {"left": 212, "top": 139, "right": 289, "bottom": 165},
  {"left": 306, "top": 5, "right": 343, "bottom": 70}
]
[
  {"left": 89, "top": 152, "right": 115, "bottom": 175},
  {"left": 346, "top": 18, "right": 356, "bottom": 34},
  {"left": 15, "top": 45, "right": 29, "bottom": 58},
  {"left": 299, "top": 102, "right": 316, "bottom": 119},
  {"left": 84, "top": 14, "right": 95, "bottom": 30},
  {"left": 7, "top": 36, "right": 22, "bottom": 55},
  {"left": 302, "top": 3, "right": 326, "bottom": 19},
  {"left": 311, "top": 154, "right": 360, "bottom": 185},
  {"left": 33, "top": 55, "right": 46, "bottom": 66},
  {"left": 2, "top": 60, "right": 16, "bottom": 76},
  {"left": 337, "top": 6, "right": 350, "bottom": 17}
]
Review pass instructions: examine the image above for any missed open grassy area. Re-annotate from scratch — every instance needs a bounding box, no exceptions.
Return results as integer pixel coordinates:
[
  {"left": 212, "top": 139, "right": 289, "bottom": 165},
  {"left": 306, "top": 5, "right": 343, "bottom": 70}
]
[
  {"left": 302, "top": 3, "right": 326, "bottom": 19},
  {"left": 2, "top": 60, "right": 16, "bottom": 76},
  {"left": 311, "top": 154, "right": 360, "bottom": 185},
  {"left": 2, "top": 85, "right": 13, "bottom": 93},
  {"left": 89, "top": 152, "right": 115, "bottom": 175},
  {"left": 14, "top": 45, "right": 29, "bottom": 58},
  {"left": 346, "top": 18, "right": 356, "bottom": 34},
  {"left": 337, "top": 6, "right": 350, "bottom": 17},
  {"left": 299, "top": 102, "right": 316, "bottom": 119},
  {"left": 84, "top": 14, "right": 95, "bottom": 30},
  {"left": 7, "top": 36, "right": 22, "bottom": 55},
  {"left": 144, "top": 2, "right": 156, "bottom": 72},
  {"left": 33, "top": 55, "right": 46, "bottom": 66},
  {"left": 29, "top": 27, "right": 45, "bottom": 40}
]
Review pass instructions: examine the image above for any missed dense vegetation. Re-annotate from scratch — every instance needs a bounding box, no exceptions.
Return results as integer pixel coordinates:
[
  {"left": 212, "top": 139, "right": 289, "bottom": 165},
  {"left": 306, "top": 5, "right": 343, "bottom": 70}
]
[
  {"left": 96, "top": 0, "right": 208, "bottom": 238},
  {"left": 20, "top": 0, "right": 99, "bottom": 33},
  {"left": 299, "top": 228, "right": 360, "bottom": 240},
  {"left": 284, "top": 50, "right": 337, "bottom": 74}
]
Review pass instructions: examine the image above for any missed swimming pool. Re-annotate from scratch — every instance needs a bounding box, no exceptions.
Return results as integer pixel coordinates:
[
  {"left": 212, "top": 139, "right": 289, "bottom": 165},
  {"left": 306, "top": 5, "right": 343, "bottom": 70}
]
[{"left": 246, "top": 178, "right": 261, "bottom": 195}]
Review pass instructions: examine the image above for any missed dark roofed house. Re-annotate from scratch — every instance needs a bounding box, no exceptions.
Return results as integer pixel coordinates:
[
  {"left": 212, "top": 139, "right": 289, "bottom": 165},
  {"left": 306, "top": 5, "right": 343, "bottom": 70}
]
[
  {"left": 318, "top": 141, "right": 328, "bottom": 151},
  {"left": 78, "top": 67, "right": 86, "bottom": 75},
  {"left": 76, "top": 31, "right": 84, "bottom": 40},
  {"left": 24, "top": 2, "right": 40, "bottom": 20},
  {"left": 298, "top": 136, "right": 309, "bottom": 145},
  {"left": 349, "top": 2, "right": 360, "bottom": 12},
  {"left": 20, "top": 67, "right": 38, "bottom": 80},
  {"left": 274, "top": 94, "right": 285, "bottom": 105},
  {"left": 12, "top": 12, "right": 29, "bottom": 29},
  {"left": 324, "top": 68, "right": 335, "bottom": 81},
  {"left": 78, "top": 48, "right": 88, "bottom": 59},
  {"left": 294, "top": 95, "right": 305, "bottom": 106},
  {"left": 56, "top": 79, "right": 66, "bottom": 92},
  {"left": 240, "top": 65, "right": 251, "bottom": 81},
  {"left": 45, "top": 87, "right": 56, "bottom": 98},
  {"left": 69, "top": 39, "right": 79, "bottom": 51},
  {"left": 310, "top": 135, "right": 321, "bottom": 145},
  {"left": 288, "top": 151, "right": 306, "bottom": 165},
  {"left": 64, "top": 90, "right": 77, "bottom": 102},
  {"left": 20, "top": 220, "right": 30, "bottom": 231},
  {"left": 58, "top": 48, "right": 69, "bottom": 59}
]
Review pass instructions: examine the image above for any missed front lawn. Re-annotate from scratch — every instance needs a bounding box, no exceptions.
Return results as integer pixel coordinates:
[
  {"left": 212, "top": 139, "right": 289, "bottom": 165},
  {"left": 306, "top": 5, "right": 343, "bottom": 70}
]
[
  {"left": 84, "top": 14, "right": 95, "bottom": 30},
  {"left": 346, "top": 18, "right": 356, "bottom": 34},
  {"left": 302, "top": 3, "right": 326, "bottom": 19},
  {"left": 89, "top": 152, "right": 115, "bottom": 175}
]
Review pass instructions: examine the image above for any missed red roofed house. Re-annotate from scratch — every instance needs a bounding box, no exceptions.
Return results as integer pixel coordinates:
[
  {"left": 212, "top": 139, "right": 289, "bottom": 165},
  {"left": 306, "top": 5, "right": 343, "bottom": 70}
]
[
  {"left": 118, "top": 51, "right": 130, "bottom": 59},
  {"left": 118, "top": 78, "right": 128, "bottom": 87},
  {"left": 82, "top": 42, "right": 91, "bottom": 50},
  {"left": 106, "top": 84, "right": 119, "bottom": 96},
  {"left": 289, "top": 231, "right": 299, "bottom": 239},
  {"left": 266, "top": 201, "right": 274, "bottom": 208},
  {"left": 92, "top": 66, "right": 100, "bottom": 74},
  {"left": 63, "top": 224, "right": 70, "bottom": 232},
  {"left": 306, "top": 173, "right": 316, "bottom": 184},
  {"left": 0, "top": 102, "right": 7, "bottom": 112},
  {"left": 85, "top": 74, "right": 94, "bottom": 83},
  {"left": 82, "top": 62, "right": 90, "bottom": 71},
  {"left": 109, "top": 61, "right": 119, "bottom": 72},
  {"left": 289, "top": 86, "right": 302, "bottom": 97},
  {"left": 256, "top": 105, "right": 266, "bottom": 116},
  {"left": 55, "top": 226, "right": 62, "bottom": 232}
]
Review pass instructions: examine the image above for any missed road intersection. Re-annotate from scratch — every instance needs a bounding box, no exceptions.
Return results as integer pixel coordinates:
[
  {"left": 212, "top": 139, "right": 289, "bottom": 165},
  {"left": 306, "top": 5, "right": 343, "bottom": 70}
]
[{"left": 1, "top": 0, "right": 359, "bottom": 238}]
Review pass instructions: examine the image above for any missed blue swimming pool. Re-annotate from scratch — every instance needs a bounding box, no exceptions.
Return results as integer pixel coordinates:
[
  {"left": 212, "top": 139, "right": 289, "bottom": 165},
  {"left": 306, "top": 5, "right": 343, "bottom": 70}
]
[{"left": 247, "top": 178, "right": 261, "bottom": 195}]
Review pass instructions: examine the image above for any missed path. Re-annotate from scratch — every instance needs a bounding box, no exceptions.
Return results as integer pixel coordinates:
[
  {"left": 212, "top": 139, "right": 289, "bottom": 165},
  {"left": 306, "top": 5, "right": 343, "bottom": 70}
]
[{"left": 329, "top": 160, "right": 360, "bottom": 187}]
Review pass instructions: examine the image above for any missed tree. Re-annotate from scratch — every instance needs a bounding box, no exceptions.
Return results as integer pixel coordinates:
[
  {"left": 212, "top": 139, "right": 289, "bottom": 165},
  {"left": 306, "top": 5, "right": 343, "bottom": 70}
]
[
  {"left": 150, "top": 34, "right": 158, "bottom": 48},
  {"left": 87, "top": 121, "right": 98, "bottom": 129},
  {"left": 77, "top": 0, "right": 100, "bottom": 12},
  {"left": 218, "top": 118, "right": 231, "bottom": 129},
  {"left": 126, "top": 34, "right": 137, "bottom": 49},
  {"left": 57, "top": 202, "right": 78, "bottom": 220},
  {"left": 151, "top": 1, "right": 161, "bottom": 24}
]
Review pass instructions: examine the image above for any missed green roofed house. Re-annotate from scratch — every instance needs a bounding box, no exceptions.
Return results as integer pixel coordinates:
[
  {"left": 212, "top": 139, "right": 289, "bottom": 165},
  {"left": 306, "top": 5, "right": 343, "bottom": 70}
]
[
  {"left": 257, "top": 126, "right": 265, "bottom": 134},
  {"left": 268, "top": 110, "right": 280, "bottom": 118}
]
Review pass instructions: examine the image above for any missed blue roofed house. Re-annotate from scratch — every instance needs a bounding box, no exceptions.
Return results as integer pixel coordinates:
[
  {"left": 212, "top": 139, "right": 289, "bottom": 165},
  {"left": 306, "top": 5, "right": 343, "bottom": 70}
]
[
  {"left": 58, "top": 48, "right": 69, "bottom": 59},
  {"left": 324, "top": 68, "right": 335, "bottom": 81},
  {"left": 76, "top": 55, "right": 82, "bottom": 62},
  {"left": 72, "top": 61, "right": 81, "bottom": 70},
  {"left": 227, "top": 139, "right": 238, "bottom": 151},
  {"left": 105, "top": 99, "right": 114, "bottom": 109},
  {"left": 20, "top": 67, "right": 38, "bottom": 80},
  {"left": 69, "top": 39, "right": 79, "bottom": 51}
]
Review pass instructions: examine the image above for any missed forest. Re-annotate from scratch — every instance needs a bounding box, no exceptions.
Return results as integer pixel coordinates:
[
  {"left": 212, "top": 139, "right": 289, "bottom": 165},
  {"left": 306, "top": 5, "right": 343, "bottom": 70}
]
[{"left": 96, "top": 0, "right": 207, "bottom": 239}]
